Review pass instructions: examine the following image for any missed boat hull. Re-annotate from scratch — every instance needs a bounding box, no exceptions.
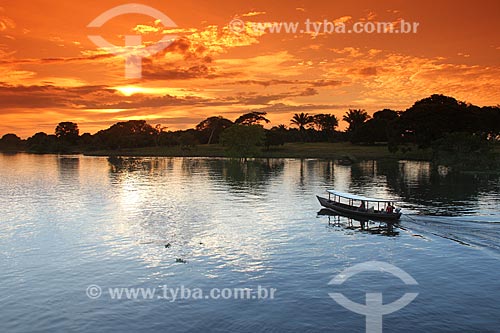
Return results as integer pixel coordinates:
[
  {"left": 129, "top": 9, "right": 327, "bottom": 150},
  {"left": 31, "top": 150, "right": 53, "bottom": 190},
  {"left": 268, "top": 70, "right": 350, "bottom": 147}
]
[{"left": 316, "top": 196, "right": 401, "bottom": 221}]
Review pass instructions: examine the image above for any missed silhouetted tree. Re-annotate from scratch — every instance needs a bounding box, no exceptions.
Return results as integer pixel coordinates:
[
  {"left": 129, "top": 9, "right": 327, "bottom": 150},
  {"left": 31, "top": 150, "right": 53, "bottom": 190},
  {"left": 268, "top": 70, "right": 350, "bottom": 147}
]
[
  {"left": 432, "top": 132, "right": 497, "bottom": 170},
  {"left": 290, "top": 113, "right": 313, "bottom": 131},
  {"left": 264, "top": 128, "right": 285, "bottom": 150},
  {"left": 220, "top": 124, "right": 265, "bottom": 158},
  {"left": 352, "top": 109, "right": 399, "bottom": 144},
  {"left": 373, "top": 109, "right": 399, "bottom": 121},
  {"left": 391, "top": 94, "right": 477, "bottom": 149},
  {"left": 0, "top": 133, "right": 23, "bottom": 151},
  {"left": 235, "top": 111, "right": 270, "bottom": 125},
  {"left": 27, "top": 132, "right": 48, "bottom": 146},
  {"left": 94, "top": 120, "right": 156, "bottom": 149},
  {"left": 156, "top": 131, "right": 178, "bottom": 146},
  {"left": 178, "top": 130, "right": 198, "bottom": 149},
  {"left": 290, "top": 113, "right": 313, "bottom": 142},
  {"left": 55, "top": 122, "right": 79, "bottom": 145},
  {"left": 195, "top": 116, "right": 233, "bottom": 144},
  {"left": 2, "top": 94, "right": 497, "bottom": 154},
  {"left": 310, "top": 113, "right": 339, "bottom": 141},
  {"left": 80, "top": 133, "right": 93, "bottom": 145},
  {"left": 154, "top": 124, "right": 167, "bottom": 146},
  {"left": 312, "top": 114, "right": 339, "bottom": 132},
  {"left": 26, "top": 132, "right": 57, "bottom": 153},
  {"left": 342, "top": 109, "right": 370, "bottom": 133},
  {"left": 475, "top": 106, "right": 500, "bottom": 140}
]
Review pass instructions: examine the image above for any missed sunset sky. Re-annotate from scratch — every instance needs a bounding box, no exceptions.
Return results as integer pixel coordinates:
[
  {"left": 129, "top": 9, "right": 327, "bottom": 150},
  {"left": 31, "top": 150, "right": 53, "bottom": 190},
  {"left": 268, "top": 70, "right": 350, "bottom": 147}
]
[{"left": 1, "top": 0, "right": 499, "bottom": 137}]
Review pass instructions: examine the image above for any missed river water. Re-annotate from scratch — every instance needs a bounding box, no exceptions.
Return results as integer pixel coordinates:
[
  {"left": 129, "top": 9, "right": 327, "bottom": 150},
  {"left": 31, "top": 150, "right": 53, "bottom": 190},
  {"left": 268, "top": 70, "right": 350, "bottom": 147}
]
[{"left": 0, "top": 154, "right": 499, "bottom": 332}]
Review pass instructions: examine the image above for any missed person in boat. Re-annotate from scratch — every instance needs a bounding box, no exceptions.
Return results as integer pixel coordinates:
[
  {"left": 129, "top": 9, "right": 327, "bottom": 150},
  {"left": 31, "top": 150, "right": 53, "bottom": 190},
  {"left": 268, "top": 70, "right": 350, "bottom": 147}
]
[
  {"left": 359, "top": 201, "right": 366, "bottom": 211},
  {"left": 386, "top": 202, "right": 394, "bottom": 213}
]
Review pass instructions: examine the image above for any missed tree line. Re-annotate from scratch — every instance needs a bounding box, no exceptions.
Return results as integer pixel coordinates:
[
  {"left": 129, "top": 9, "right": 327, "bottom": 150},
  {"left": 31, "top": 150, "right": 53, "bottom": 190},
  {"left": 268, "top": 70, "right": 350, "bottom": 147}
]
[{"left": 1, "top": 94, "right": 499, "bottom": 163}]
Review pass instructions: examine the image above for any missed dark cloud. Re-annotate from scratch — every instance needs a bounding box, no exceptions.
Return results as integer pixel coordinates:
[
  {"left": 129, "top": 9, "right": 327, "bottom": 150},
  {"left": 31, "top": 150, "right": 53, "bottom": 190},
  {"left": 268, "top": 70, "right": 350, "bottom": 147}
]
[
  {"left": 220, "top": 88, "right": 318, "bottom": 105},
  {"left": 0, "top": 83, "right": 320, "bottom": 114},
  {"left": 235, "top": 79, "right": 298, "bottom": 87},
  {"left": 238, "top": 102, "right": 352, "bottom": 115},
  {"left": 234, "top": 79, "right": 344, "bottom": 88},
  {"left": 0, "top": 84, "right": 112, "bottom": 109},
  {"left": 142, "top": 64, "right": 219, "bottom": 80},
  {"left": 359, "top": 67, "right": 378, "bottom": 76},
  {"left": 140, "top": 37, "right": 222, "bottom": 80},
  {"left": 85, "top": 95, "right": 206, "bottom": 110},
  {"left": 0, "top": 53, "right": 114, "bottom": 65},
  {"left": 149, "top": 37, "right": 213, "bottom": 62},
  {"left": 299, "top": 87, "right": 318, "bottom": 96},
  {"left": 0, "top": 83, "right": 191, "bottom": 110},
  {"left": 310, "top": 79, "right": 344, "bottom": 87}
]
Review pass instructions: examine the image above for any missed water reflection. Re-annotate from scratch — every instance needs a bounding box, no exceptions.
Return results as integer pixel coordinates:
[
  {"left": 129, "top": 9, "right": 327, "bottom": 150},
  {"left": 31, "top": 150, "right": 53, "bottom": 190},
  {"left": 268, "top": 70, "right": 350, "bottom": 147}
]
[
  {"left": 103, "top": 156, "right": 287, "bottom": 275},
  {"left": 105, "top": 156, "right": 499, "bottom": 217},
  {"left": 1, "top": 154, "right": 500, "bottom": 333},
  {"left": 328, "top": 159, "right": 499, "bottom": 216},
  {"left": 107, "top": 157, "right": 285, "bottom": 189},
  {"left": 382, "top": 160, "right": 499, "bottom": 215},
  {"left": 317, "top": 208, "right": 399, "bottom": 236},
  {"left": 71, "top": 156, "right": 500, "bottom": 268},
  {"left": 208, "top": 159, "right": 285, "bottom": 190},
  {"left": 57, "top": 156, "right": 80, "bottom": 181},
  {"left": 107, "top": 156, "right": 174, "bottom": 175}
]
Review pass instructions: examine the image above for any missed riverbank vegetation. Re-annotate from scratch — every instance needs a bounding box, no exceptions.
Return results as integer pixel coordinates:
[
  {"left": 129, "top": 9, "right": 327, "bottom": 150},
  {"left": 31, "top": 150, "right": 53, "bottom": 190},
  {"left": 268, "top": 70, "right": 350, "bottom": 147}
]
[{"left": 1, "top": 94, "right": 499, "bottom": 170}]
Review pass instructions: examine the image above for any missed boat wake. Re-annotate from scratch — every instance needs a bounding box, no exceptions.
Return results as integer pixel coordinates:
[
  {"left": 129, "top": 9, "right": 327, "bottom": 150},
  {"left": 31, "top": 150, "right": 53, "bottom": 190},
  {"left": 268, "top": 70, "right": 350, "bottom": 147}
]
[{"left": 400, "top": 214, "right": 500, "bottom": 255}]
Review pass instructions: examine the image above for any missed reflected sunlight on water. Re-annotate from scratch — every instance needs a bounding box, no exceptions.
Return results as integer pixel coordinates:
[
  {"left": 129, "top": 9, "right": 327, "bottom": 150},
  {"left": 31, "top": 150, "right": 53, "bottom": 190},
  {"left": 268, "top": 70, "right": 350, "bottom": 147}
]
[{"left": 0, "top": 154, "right": 499, "bottom": 332}]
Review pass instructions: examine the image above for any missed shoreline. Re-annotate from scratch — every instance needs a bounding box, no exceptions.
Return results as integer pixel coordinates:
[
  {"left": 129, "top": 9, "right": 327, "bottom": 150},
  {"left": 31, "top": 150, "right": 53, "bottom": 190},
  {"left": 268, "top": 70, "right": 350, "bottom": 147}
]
[
  {"left": 2, "top": 142, "right": 500, "bottom": 175},
  {"left": 83, "top": 142, "right": 432, "bottom": 161}
]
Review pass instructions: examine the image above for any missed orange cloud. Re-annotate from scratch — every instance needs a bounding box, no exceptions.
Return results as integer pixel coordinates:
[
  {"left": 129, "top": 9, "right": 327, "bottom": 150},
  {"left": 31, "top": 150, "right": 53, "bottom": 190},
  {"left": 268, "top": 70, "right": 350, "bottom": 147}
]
[
  {"left": 242, "top": 11, "right": 266, "bottom": 17},
  {"left": 0, "top": 0, "right": 498, "bottom": 137},
  {"left": 0, "top": 12, "right": 15, "bottom": 31}
]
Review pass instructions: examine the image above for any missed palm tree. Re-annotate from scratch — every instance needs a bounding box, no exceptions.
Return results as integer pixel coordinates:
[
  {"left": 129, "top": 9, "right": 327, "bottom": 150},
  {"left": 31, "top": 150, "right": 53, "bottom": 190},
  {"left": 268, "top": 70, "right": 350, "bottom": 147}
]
[
  {"left": 290, "top": 113, "right": 313, "bottom": 131},
  {"left": 342, "top": 109, "right": 370, "bottom": 133}
]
